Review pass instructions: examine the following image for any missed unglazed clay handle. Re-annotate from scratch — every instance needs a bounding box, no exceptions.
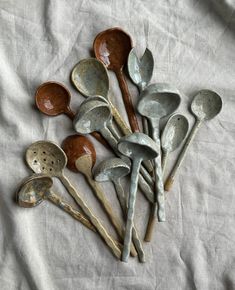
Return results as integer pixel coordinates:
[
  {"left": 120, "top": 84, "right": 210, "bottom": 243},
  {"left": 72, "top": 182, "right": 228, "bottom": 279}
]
[
  {"left": 59, "top": 174, "right": 121, "bottom": 259},
  {"left": 115, "top": 69, "right": 140, "bottom": 133},
  {"left": 144, "top": 203, "right": 157, "bottom": 242},
  {"left": 164, "top": 176, "right": 174, "bottom": 191}
]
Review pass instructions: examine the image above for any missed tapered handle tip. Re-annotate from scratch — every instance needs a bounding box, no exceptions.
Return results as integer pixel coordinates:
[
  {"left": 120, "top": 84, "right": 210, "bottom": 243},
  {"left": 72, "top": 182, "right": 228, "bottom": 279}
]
[
  {"left": 144, "top": 215, "right": 156, "bottom": 242},
  {"left": 164, "top": 177, "right": 174, "bottom": 191}
]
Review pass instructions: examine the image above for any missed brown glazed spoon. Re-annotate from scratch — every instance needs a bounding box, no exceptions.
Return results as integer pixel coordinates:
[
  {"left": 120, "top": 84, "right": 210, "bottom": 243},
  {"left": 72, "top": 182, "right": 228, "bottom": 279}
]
[
  {"left": 35, "top": 81, "right": 108, "bottom": 148},
  {"left": 62, "top": 134, "right": 137, "bottom": 257},
  {"left": 93, "top": 27, "right": 140, "bottom": 132}
]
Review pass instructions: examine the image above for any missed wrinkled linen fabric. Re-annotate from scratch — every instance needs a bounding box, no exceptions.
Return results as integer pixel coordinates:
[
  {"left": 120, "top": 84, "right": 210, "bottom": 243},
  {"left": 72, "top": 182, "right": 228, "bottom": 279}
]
[{"left": 0, "top": 0, "right": 234, "bottom": 289}]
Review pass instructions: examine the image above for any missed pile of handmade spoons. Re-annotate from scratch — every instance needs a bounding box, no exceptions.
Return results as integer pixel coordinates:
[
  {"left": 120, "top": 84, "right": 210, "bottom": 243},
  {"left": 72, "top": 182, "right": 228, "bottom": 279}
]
[{"left": 16, "top": 27, "right": 223, "bottom": 263}]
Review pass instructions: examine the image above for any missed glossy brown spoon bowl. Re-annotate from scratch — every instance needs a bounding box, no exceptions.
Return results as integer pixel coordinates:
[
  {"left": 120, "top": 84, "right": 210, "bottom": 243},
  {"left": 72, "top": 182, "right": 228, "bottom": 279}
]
[
  {"left": 35, "top": 81, "right": 108, "bottom": 148},
  {"left": 94, "top": 27, "right": 140, "bottom": 132},
  {"left": 62, "top": 134, "right": 137, "bottom": 257}
]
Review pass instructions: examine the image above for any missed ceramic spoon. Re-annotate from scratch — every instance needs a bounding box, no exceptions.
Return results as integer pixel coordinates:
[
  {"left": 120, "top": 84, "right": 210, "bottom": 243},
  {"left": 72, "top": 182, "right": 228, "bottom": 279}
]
[
  {"left": 94, "top": 157, "right": 145, "bottom": 262},
  {"left": 35, "top": 81, "right": 108, "bottom": 148},
  {"left": 71, "top": 58, "right": 132, "bottom": 136},
  {"left": 118, "top": 133, "right": 159, "bottom": 262},
  {"left": 161, "top": 114, "right": 189, "bottom": 174},
  {"left": 138, "top": 83, "right": 181, "bottom": 239},
  {"left": 61, "top": 134, "right": 137, "bottom": 257},
  {"left": 128, "top": 48, "right": 154, "bottom": 133},
  {"left": 73, "top": 97, "right": 155, "bottom": 202},
  {"left": 93, "top": 27, "right": 140, "bottom": 132},
  {"left": 165, "top": 90, "right": 222, "bottom": 191},
  {"left": 16, "top": 174, "right": 121, "bottom": 258}
]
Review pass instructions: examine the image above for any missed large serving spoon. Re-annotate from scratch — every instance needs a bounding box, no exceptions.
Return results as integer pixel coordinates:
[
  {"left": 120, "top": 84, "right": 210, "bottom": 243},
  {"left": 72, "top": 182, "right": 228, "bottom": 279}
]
[
  {"left": 94, "top": 157, "right": 145, "bottom": 262},
  {"left": 93, "top": 27, "right": 140, "bottom": 132},
  {"left": 71, "top": 58, "right": 132, "bottom": 136},
  {"left": 128, "top": 48, "right": 154, "bottom": 133},
  {"left": 16, "top": 174, "right": 121, "bottom": 258},
  {"left": 161, "top": 114, "right": 189, "bottom": 174},
  {"left": 165, "top": 90, "right": 222, "bottom": 191},
  {"left": 35, "top": 81, "right": 108, "bottom": 148},
  {"left": 61, "top": 134, "right": 137, "bottom": 257},
  {"left": 138, "top": 83, "right": 181, "bottom": 239},
  {"left": 73, "top": 97, "right": 155, "bottom": 203},
  {"left": 118, "top": 133, "right": 159, "bottom": 262}
]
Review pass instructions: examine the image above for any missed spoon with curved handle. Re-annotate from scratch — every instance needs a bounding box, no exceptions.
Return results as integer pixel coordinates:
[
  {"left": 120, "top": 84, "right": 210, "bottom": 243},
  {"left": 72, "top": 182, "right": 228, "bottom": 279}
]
[
  {"left": 61, "top": 134, "right": 137, "bottom": 257},
  {"left": 35, "top": 81, "right": 109, "bottom": 148},
  {"left": 128, "top": 48, "right": 154, "bottom": 133},
  {"left": 138, "top": 83, "right": 181, "bottom": 239},
  {"left": 16, "top": 174, "right": 121, "bottom": 259},
  {"left": 118, "top": 133, "right": 159, "bottom": 262},
  {"left": 165, "top": 90, "right": 222, "bottom": 191},
  {"left": 161, "top": 114, "right": 189, "bottom": 174},
  {"left": 93, "top": 27, "right": 140, "bottom": 132},
  {"left": 94, "top": 157, "right": 146, "bottom": 262}
]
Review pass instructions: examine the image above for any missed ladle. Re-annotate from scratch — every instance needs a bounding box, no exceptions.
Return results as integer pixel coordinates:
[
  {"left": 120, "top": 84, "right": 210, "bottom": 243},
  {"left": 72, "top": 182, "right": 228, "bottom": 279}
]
[
  {"left": 16, "top": 174, "right": 121, "bottom": 258},
  {"left": 128, "top": 48, "right": 154, "bottom": 133},
  {"left": 73, "top": 97, "right": 155, "bottom": 203},
  {"left": 118, "top": 133, "right": 159, "bottom": 262},
  {"left": 165, "top": 90, "right": 222, "bottom": 191},
  {"left": 93, "top": 27, "right": 140, "bottom": 132},
  {"left": 61, "top": 134, "right": 137, "bottom": 257},
  {"left": 94, "top": 157, "right": 145, "bottom": 262},
  {"left": 161, "top": 114, "right": 189, "bottom": 174},
  {"left": 138, "top": 83, "right": 181, "bottom": 239},
  {"left": 35, "top": 81, "right": 108, "bottom": 148}
]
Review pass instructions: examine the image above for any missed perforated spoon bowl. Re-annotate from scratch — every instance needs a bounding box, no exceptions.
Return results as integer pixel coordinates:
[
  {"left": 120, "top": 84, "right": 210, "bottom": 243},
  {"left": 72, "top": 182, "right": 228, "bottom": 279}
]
[{"left": 165, "top": 90, "right": 222, "bottom": 191}]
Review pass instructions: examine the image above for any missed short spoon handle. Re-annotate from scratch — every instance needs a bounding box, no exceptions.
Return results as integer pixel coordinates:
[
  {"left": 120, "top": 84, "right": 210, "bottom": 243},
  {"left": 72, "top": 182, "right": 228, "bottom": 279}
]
[
  {"left": 59, "top": 174, "right": 121, "bottom": 259},
  {"left": 165, "top": 119, "right": 202, "bottom": 191}
]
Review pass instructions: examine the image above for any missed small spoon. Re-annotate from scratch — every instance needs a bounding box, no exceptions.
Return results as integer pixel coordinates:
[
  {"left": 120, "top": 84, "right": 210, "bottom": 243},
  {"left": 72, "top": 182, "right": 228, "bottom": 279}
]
[
  {"left": 16, "top": 174, "right": 95, "bottom": 232},
  {"left": 165, "top": 90, "right": 222, "bottom": 191},
  {"left": 16, "top": 174, "right": 121, "bottom": 258},
  {"left": 138, "top": 83, "right": 181, "bottom": 239},
  {"left": 61, "top": 134, "right": 137, "bottom": 257},
  {"left": 161, "top": 114, "right": 189, "bottom": 174},
  {"left": 118, "top": 133, "right": 159, "bottom": 262},
  {"left": 35, "top": 81, "right": 108, "bottom": 148},
  {"left": 128, "top": 48, "right": 154, "bottom": 133},
  {"left": 94, "top": 157, "right": 145, "bottom": 262},
  {"left": 93, "top": 27, "right": 140, "bottom": 132},
  {"left": 73, "top": 97, "right": 155, "bottom": 202},
  {"left": 71, "top": 58, "right": 132, "bottom": 136}
]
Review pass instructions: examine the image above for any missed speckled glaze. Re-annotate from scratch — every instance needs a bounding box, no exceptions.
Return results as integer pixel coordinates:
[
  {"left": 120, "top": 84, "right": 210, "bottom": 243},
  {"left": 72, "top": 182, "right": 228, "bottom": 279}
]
[
  {"left": 165, "top": 90, "right": 222, "bottom": 191},
  {"left": 93, "top": 27, "right": 140, "bottom": 132},
  {"left": 161, "top": 114, "right": 189, "bottom": 173},
  {"left": 118, "top": 133, "right": 158, "bottom": 262},
  {"left": 94, "top": 158, "right": 146, "bottom": 262},
  {"left": 138, "top": 83, "right": 181, "bottom": 228}
]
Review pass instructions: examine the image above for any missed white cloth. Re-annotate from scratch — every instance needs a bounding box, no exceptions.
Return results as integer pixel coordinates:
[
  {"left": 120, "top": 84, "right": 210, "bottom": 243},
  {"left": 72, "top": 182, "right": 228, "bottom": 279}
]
[{"left": 0, "top": 1, "right": 234, "bottom": 289}]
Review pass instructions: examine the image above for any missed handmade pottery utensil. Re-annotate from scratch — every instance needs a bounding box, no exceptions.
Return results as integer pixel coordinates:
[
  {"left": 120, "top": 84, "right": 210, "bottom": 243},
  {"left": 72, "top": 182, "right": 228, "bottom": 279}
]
[
  {"left": 16, "top": 174, "right": 96, "bottom": 232},
  {"left": 138, "top": 83, "right": 181, "bottom": 239},
  {"left": 35, "top": 81, "right": 108, "bottom": 148},
  {"left": 165, "top": 90, "right": 222, "bottom": 191},
  {"left": 118, "top": 133, "right": 159, "bottom": 262},
  {"left": 61, "top": 134, "right": 137, "bottom": 257},
  {"left": 71, "top": 58, "right": 132, "bottom": 136},
  {"left": 16, "top": 174, "right": 121, "bottom": 258},
  {"left": 128, "top": 48, "right": 154, "bottom": 133},
  {"left": 73, "top": 97, "right": 155, "bottom": 202},
  {"left": 93, "top": 27, "right": 140, "bottom": 132},
  {"left": 161, "top": 114, "right": 189, "bottom": 174},
  {"left": 94, "top": 157, "right": 145, "bottom": 262}
]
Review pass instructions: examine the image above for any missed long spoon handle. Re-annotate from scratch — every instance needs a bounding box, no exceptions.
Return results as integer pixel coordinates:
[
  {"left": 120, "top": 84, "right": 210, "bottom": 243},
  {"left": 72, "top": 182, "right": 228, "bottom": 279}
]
[
  {"left": 115, "top": 69, "right": 140, "bottom": 132},
  {"left": 161, "top": 151, "right": 169, "bottom": 176},
  {"left": 59, "top": 174, "right": 121, "bottom": 259},
  {"left": 45, "top": 191, "right": 96, "bottom": 232},
  {"left": 85, "top": 175, "right": 137, "bottom": 257},
  {"left": 122, "top": 159, "right": 141, "bottom": 262},
  {"left": 165, "top": 119, "right": 202, "bottom": 191},
  {"left": 114, "top": 180, "right": 145, "bottom": 263}
]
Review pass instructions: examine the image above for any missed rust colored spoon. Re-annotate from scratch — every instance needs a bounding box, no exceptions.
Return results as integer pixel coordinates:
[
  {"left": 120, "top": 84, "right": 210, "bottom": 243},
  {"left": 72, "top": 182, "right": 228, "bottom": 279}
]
[
  {"left": 93, "top": 27, "right": 140, "bottom": 132},
  {"left": 35, "top": 81, "right": 108, "bottom": 148}
]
